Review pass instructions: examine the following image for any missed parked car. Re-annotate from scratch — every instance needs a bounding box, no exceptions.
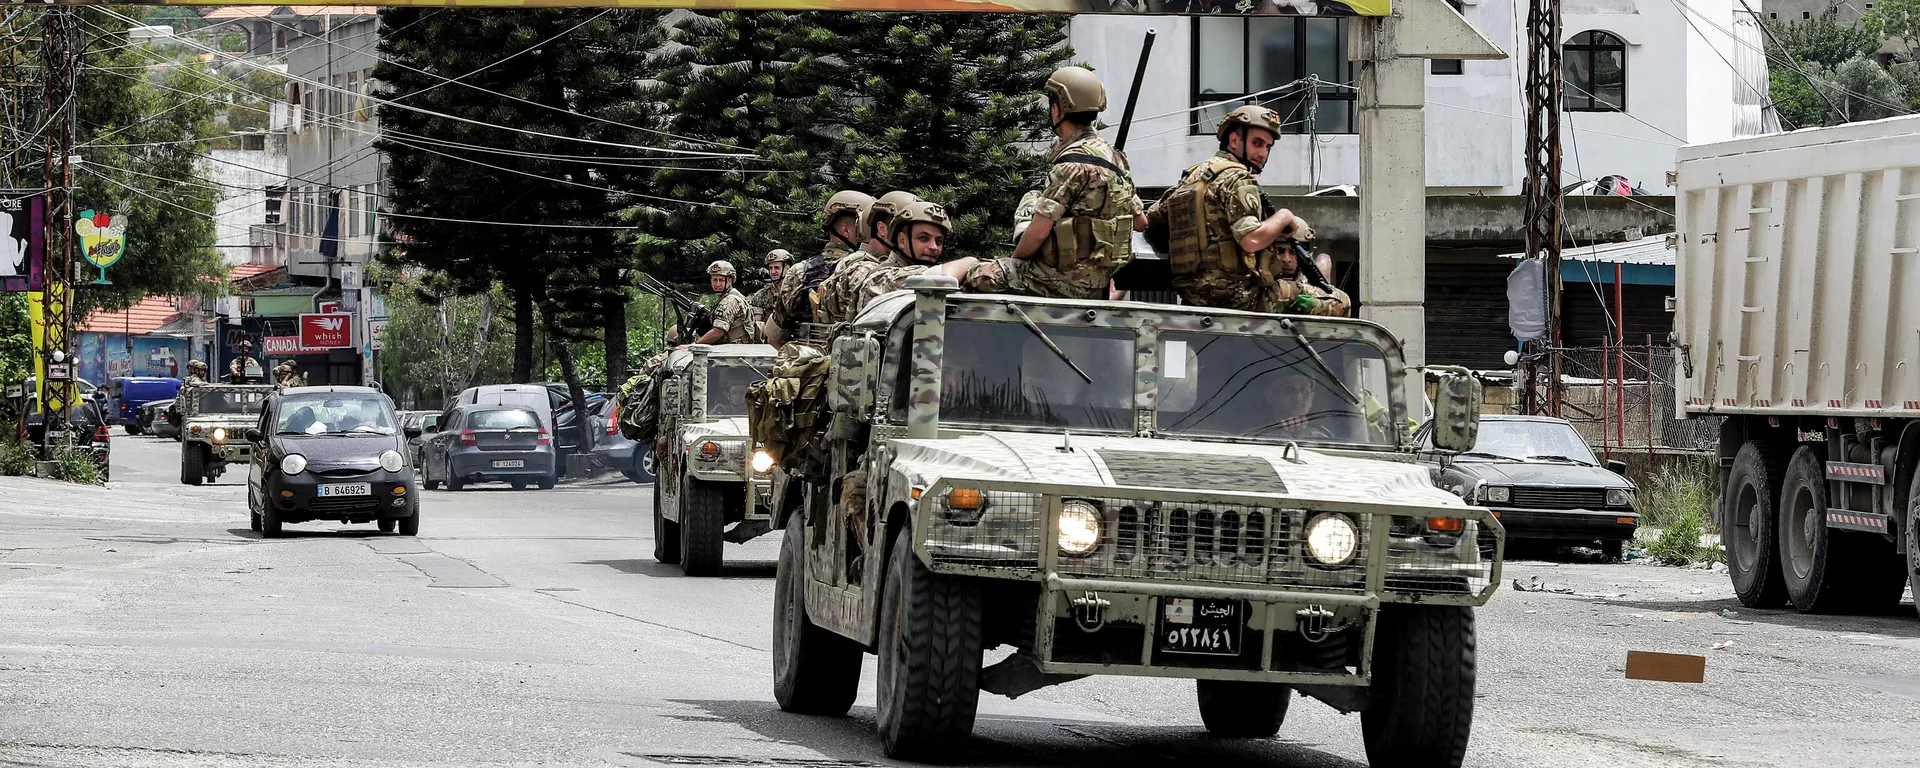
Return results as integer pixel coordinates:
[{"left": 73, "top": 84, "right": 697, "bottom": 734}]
[
  {"left": 588, "top": 396, "right": 652, "bottom": 483},
  {"left": 108, "top": 376, "right": 181, "bottom": 433},
  {"left": 141, "top": 398, "right": 179, "bottom": 439},
  {"left": 552, "top": 391, "right": 610, "bottom": 476},
  {"left": 398, "top": 410, "right": 441, "bottom": 467},
  {"left": 245, "top": 386, "right": 421, "bottom": 538},
  {"left": 19, "top": 394, "right": 111, "bottom": 481},
  {"left": 1416, "top": 414, "right": 1640, "bottom": 559},
  {"left": 419, "top": 404, "right": 555, "bottom": 491}
]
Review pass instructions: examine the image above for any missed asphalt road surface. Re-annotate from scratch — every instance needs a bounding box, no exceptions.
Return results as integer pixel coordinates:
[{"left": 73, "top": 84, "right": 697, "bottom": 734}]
[{"left": 2, "top": 434, "right": 1918, "bottom": 768}]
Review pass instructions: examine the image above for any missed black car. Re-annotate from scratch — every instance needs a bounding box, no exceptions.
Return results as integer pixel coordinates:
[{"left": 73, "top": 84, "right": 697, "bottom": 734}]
[
  {"left": 1417, "top": 414, "right": 1640, "bottom": 559},
  {"left": 244, "top": 386, "right": 423, "bottom": 538}
]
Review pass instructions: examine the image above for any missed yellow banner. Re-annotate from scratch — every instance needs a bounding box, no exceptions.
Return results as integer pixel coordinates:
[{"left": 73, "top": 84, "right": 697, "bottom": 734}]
[
  {"left": 27, "top": 284, "right": 70, "bottom": 414},
  {"left": 55, "top": 0, "right": 1387, "bottom": 16}
]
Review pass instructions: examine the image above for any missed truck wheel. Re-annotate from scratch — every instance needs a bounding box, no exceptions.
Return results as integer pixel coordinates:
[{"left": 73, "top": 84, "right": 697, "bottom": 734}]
[
  {"left": 180, "top": 445, "right": 206, "bottom": 486},
  {"left": 1196, "top": 680, "right": 1291, "bottom": 737},
  {"left": 1726, "top": 441, "right": 1789, "bottom": 608},
  {"left": 773, "top": 517, "right": 862, "bottom": 715},
  {"left": 653, "top": 482, "right": 682, "bottom": 565},
  {"left": 1907, "top": 471, "right": 1920, "bottom": 602},
  {"left": 1362, "top": 606, "right": 1476, "bottom": 768},
  {"left": 680, "top": 476, "right": 726, "bottom": 577},
  {"left": 876, "top": 525, "right": 983, "bottom": 759},
  {"left": 1779, "top": 447, "right": 1908, "bottom": 613}
]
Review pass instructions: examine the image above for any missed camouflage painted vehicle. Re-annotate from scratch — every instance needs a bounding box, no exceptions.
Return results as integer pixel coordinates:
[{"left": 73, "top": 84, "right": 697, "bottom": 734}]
[
  {"left": 652, "top": 343, "right": 780, "bottom": 576},
  {"left": 770, "top": 276, "right": 1504, "bottom": 766},
  {"left": 178, "top": 383, "right": 274, "bottom": 486}
]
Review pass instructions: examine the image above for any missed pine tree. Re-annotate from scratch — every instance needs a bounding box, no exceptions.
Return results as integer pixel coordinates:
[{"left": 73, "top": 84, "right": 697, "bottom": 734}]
[{"left": 825, "top": 13, "right": 1072, "bottom": 259}]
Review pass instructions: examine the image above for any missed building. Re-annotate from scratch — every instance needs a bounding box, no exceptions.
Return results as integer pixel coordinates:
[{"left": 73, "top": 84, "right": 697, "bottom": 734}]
[
  {"left": 204, "top": 123, "right": 290, "bottom": 267},
  {"left": 200, "top": 6, "right": 381, "bottom": 59},
  {"left": 284, "top": 10, "right": 382, "bottom": 291}
]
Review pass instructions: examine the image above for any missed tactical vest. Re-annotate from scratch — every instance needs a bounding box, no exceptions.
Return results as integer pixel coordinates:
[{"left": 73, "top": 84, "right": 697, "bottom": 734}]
[
  {"left": 1040, "top": 144, "right": 1137, "bottom": 272},
  {"left": 1162, "top": 155, "right": 1254, "bottom": 277}
]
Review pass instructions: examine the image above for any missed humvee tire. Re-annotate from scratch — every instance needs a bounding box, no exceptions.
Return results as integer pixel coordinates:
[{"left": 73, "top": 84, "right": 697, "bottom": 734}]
[
  {"left": 653, "top": 482, "right": 681, "bottom": 565},
  {"left": 180, "top": 444, "right": 206, "bottom": 486},
  {"left": 773, "top": 518, "right": 862, "bottom": 715},
  {"left": 1196, "top": 680, "right": 1291, "bottom": 737},
  {"left": 876, "top": 525, "right": 982, "bottom": 759},
  {"left": 1362, "top": 605, "right": 1475, "bottom": 768},
  {"left": 1725, "top": 441, "right": 1787, "bottom": 608},
  {"left": 680, "top": 476, "right": 726, "bottom": 576}
]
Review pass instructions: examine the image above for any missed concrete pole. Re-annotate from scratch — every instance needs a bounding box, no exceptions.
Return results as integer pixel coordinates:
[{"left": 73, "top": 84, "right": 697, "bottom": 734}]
[{"left": 1356, "top": 51, "right": 1429, "bottom": 373}]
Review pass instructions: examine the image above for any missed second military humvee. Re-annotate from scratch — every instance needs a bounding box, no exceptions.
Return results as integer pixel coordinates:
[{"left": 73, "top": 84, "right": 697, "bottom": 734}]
[
  {"left": 178, "top": 383, "right": 274, "bottom": 485},
  {"left": 770, "top": 276, "right": 1504, "bottom": 766},
  {"left": 651, "top": 343, "right": 780, "bottom": 576}
]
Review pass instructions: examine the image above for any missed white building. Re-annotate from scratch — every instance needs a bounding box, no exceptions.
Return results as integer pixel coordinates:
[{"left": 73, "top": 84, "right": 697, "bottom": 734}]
[
  {"left": 202, "top": 126, "right": 288, "bottom": 267},
  {"left": 284, "top": 11, "right": 383, "bottom": 286},
  {"left": 1071, "top": 0, "right": 1758, "bottom": 194}
]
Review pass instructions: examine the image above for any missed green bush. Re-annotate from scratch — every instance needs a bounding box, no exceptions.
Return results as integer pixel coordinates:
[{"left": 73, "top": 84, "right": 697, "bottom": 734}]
[
  {"left": 1646, "top": 508, "right": 1705, "bottom": 566},
  {"left": 1638, "top": 459, "right": 1718, "bottom": 532},
  {"left": 46, "top": 444, "right": 101, "bottom": 486},
  {"left": 0, "top": 437, "right": 32, "bottom": 477}
]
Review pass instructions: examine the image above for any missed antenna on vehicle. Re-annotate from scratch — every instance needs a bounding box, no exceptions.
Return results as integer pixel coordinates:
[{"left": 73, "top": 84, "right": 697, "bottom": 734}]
[{"left": 1058, "top": 430, "right": 1074, "bottom": 453}]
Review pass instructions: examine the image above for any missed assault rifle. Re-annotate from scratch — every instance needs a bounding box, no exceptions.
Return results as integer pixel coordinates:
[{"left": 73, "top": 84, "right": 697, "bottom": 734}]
[
  {"left": 1262, "top": 190, "right": 1334, "bottom": 294},
  {"left": 635, "top": 273, "right": 713, "bottom": 341}
]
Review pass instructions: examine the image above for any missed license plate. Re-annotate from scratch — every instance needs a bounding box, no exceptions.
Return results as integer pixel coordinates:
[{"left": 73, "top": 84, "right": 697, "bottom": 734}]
[
  {"left": 316, "top": 483, "right": 371, "bottom": 497},
  {"left": 491, "top": 460, "right": 525, "bottom": 469},
  {"left": 1158, "top": 598, "right": 1244, "bottom": 656}
]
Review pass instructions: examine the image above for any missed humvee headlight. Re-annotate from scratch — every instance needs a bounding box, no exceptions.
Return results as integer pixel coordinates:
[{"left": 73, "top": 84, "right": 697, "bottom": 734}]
[
  {"left": 1606, "top": 488, "right": 1634, "bottom": 508},
  {"left": 210, "top": 427, "right": 227, "bottom": 443},
  {"left": 1057, "top": 500, "right": 1102, "bottom": 556},
  {"left": 750, "top": 448, "right": 775, "bottom": 474},
  {"left": 280, "top": 453, "right": 307, "bottom": 476},
  {"left": 379, "top": 450, "right": 404, "bottom": 473},
  {"left": 1305, "top": 513, "right": 1359, "bottom": 566}
]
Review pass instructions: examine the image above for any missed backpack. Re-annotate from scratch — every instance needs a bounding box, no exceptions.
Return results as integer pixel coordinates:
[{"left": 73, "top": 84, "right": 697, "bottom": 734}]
[{"left": 746, "top": 344, "right": 835, "bottom": 477}]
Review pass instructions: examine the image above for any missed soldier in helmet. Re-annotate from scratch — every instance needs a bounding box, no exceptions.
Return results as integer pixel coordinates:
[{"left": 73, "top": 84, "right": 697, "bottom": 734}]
[
  {"left": 183, "top": 359, "right": 209, "bottom": 386},
  {"left": 817, "top": 191, "right": 920, "bottom": 324},
  {"left": 852, "top": 202, "right": 981, "bottom": 314},
  {"left": 226, "top": 339, "right": 262, "bottom": 384},
  {"left": 747, "top": 248, "right": 791, "bottom": 334},
  {"left": 1142, "top": 104, "right": 1317, "bottom": 312},
  {"left": 689, "top": 260, "right": 753, "bottom": 346},
  {"left": 964, "top": 66, "right": 1144, "bottom": 300},
  {"left": 768, "top": 190, "right": 873, "bottom": 346}
]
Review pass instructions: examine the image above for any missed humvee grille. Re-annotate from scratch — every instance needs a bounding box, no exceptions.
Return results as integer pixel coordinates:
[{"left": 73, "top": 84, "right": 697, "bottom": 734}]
[{"left": 1060, "top": 500, "right": 1368, "bottom": 590}]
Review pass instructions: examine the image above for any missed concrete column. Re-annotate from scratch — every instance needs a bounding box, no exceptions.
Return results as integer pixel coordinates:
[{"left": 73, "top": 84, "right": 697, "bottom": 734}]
[{"left": 1357, "top": 51, "right": 1430, "bottom": 371}]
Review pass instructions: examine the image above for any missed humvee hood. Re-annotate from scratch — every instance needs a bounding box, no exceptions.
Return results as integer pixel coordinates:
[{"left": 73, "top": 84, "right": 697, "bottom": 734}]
[{"left": 887, "top": 432, "right": 1462, "bottom": 509}]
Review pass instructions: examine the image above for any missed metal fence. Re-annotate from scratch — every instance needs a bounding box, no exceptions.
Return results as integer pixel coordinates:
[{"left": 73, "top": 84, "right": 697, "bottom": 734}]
[{"left": 1509, "top": 342, "right": 1717, "bottom": 454}]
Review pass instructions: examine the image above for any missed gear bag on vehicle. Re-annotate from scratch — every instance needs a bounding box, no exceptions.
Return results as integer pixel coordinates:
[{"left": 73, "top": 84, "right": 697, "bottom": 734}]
[{"left": 745, "top": 344, "right": 833, "bottom": 474}]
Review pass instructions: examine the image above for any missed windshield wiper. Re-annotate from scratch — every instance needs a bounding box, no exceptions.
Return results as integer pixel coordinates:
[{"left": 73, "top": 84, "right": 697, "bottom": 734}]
[
  {"left": 1457, "top": 451, "right": 1510, "bottom": 460},
  {"left": 1527, "top": 454, "right": 1591, "bottom": 465},
  {"left": 1283, "top": 322, "right": 1361, "bottom": 405},
  {"left": 1004, "top": 302, "right": 1092, "bottom": 384}
]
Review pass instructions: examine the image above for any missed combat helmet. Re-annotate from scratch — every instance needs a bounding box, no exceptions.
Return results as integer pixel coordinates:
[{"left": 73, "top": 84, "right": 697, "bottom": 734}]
[
  {"left": 861, "top": 191, "right": 920, "bottom": 243},
  {"left": 187, "top": 359, "right": 208, "bottom": 373},
  {"left": 823, "top": 190, "right": 874, "bottom": 236},
  {"left": 1045, "top": 66, "right": 1107, "bottom": 114},
  {"left": 1216, "top": 105, "right": 1285, "bottom": 141},
  {"left": 707, "top": 260, "right": 737, "bottom": 279},
  {"left": 764, "top": 248, "right": 793, "bottom": 264}
]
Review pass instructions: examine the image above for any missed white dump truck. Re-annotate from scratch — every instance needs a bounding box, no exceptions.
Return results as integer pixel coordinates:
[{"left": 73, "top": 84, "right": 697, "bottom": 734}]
[{"left": 1673, "top": 115, "right": 1920, "bottom": 613}]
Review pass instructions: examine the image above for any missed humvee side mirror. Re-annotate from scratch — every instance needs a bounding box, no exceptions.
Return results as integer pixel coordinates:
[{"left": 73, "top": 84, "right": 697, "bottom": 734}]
[
  {"left": 829, "top": 335, "right": 879, "bottom": 416},
  {"left": 1427, "top": 369, "right": 1484, "bottom": 453},
  {"left": 245, "top": 428, "right": 263, "bottom": 444}
]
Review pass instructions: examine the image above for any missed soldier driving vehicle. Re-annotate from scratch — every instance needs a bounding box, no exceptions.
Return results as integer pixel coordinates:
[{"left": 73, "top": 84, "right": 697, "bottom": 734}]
[
  {"left": 177, "top": 383, "right": 274, "bottom": 486},
  {"left": 649, "top": 342, "right": 781, "bottom": 577},
  {"left": 760, "top": 275, "right": 1502, "bottom": 764}
]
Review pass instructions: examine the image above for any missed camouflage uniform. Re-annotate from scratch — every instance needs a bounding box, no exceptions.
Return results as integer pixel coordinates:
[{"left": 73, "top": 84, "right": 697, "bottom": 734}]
[
  {"left": 816, "top": 250, "right": 908, "bottom": 324},
  {"left": 771, "top": 241, "right": 854, "bottom": 334},
  {"left": 964, "top": 128, "right": 1140, "bottom": 299},
  {"left": 1276, "top": 260, "right": 1352, "bottom": 317},
  {"left": 855, "top": 261, "right": 936, "bottom": 303},
  {"left": 1144, "top": 151, "right": 1278, "bottom": 312},
  {"left": 709, "top": 286, "right": 754, "bottom": 344}
]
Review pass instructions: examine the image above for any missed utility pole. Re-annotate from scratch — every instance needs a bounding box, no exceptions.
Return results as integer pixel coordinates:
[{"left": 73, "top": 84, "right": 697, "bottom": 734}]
[
  {"left": 39, "top": 7, "right": 76, "bottom": 444},
  {"left": 1521, "top": 0, "right": 1563, "bottom": 416}
]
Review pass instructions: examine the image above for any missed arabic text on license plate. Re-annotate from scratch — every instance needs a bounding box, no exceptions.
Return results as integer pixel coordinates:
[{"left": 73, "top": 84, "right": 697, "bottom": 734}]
[
  {"left": 317, "top": 483, "right": 371, "bottom": 497},
  {"left": 1158, "top": 598, "right": 1243, "bottom": 656},
  {"left": 492, "top": 460, "right": 524, "bottom": 469}
]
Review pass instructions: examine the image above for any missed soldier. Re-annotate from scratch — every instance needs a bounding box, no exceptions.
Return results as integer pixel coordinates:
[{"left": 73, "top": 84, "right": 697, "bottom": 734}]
[
  {"left": 182, "top": 359, "right": 209, "bottom": 386},
  {"left": 816, "top": 191, "right": 920, "bottom": 324},
  {"left": 747, "top": 249, "right": 792, "bottom": 334},
  {"left": 768, "top": 190, "right": 873, "bottom": 346},
  {"left": 1142, "top": 105, "right": 1315, "bottom": 312},
  {"left": 689, "top": 260, "right": 753, "bottom": 345},
  {"left": 226, "top": 339, "right": 262, "bottom": 384},
  {"left": 1274, "top": 249, "right": 1351, "bottom": 317},
  {"left": 963, "top": 66, "right": 1143, "bottom": 300},
  {"left": 852, "top": 202, "right": 980, "bottom": 312}
]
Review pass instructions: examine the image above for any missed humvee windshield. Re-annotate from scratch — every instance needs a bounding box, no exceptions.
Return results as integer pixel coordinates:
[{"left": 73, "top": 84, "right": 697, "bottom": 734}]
[
  {"left": 199, "top": 389, "right": 267, "bottom": 414},
  {"left": 936, "top": 321, "right": 1135, "bottom": 431},
  {"left": 705, "top": 364, "right": 760, "bottom": 417},
  {"left": 1156, "top": 332, "right": 1394, "bottom": 445}
]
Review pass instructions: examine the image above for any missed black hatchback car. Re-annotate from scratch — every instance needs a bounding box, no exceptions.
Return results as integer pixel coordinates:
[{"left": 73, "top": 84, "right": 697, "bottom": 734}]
[
  {"left": 244, "top": 386, "right": 423, "bottom": 538},
  {"left": 1417, "top": 414, "right": 1640, "bottom": 559}
]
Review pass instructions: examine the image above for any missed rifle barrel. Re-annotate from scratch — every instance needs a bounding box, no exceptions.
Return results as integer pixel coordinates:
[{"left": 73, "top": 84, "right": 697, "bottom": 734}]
[{"left": 1114, "top": 29, "right": 1157, "bottom": 152}]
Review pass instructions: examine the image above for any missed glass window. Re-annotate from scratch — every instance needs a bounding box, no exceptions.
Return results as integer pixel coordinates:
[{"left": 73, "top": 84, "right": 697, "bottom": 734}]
[
  {"left": 706, "top": 364, "right": 764, "bottom": 417},
  {"left": 468, "top": 408, "right": 540, "bottom": 430},
  {"left": 198, "top": 389, "right": 267, "bottom": 414},
  {"left": 1427, "top": 419, "right": 1600, "bottom": 464},
  {"left": 275, "top": 393, "right": 396, "bottom": 435},
  {"left": 1563, "top": 31, "right": 1626, "bottom": 112},
  {"left": 1156, "top": 332, "right": 1395, "bottom": 446},
  {"left": 899, "top": 320, "right": 1136, "bottom": 431},
  {"left": 1193, "top": 16, "right": 1355, "bottom": 135}
]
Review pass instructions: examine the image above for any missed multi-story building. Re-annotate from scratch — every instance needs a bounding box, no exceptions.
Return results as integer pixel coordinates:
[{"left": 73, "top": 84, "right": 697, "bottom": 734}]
[{"left": 284, "top": 10, "right": 382, "bottom": 290}]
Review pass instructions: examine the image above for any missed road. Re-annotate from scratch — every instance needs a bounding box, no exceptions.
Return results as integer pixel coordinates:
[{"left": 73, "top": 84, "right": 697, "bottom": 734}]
[{"left": 2, "top": 434, "right": 1918, "bottom": 768}]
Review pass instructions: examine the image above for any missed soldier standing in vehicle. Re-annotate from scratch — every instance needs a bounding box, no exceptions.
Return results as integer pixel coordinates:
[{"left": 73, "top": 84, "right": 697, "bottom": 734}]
[
  {"left": 226, "top": 339, "right": 262, "bottom": 384},
  {"left": 854, "top": 202, "right": 980, "bottom": 312},
  {"left": 964, "top": 66, "right": 1144, "bottom": 300},
  {"left": 748, "top": 249, "right": 791, "bottom": 334},
  {"left": 1142, "top": 105, "right": 1315, "bottom": 312},
  {"left": 183, "top": 359, "right": 209, "bottom": 386},
  {"left": 1274, "top": 247, "right": 1351, "bottom": 317},
  {"left": 817, "top": 191, "right": 920, "bottom": 324},
  {"left": 691, "top": 260, "right": 753, "bottom": 345},
  {"left": 768, "top": 190, "right": 873, "bottom": 346}
]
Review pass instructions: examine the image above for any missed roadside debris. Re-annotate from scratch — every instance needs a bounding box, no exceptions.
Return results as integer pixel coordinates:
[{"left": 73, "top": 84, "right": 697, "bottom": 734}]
[
  {"left": 1625, "top": 651, "right": 1707, "bottom": 683},
  {"left": 1712, "top": 641, "right": 1734, "bottom": 651}
]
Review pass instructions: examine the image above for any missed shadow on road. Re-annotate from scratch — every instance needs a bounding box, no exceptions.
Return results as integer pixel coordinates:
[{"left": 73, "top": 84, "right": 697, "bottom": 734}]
[
  {"left": 225, "top": 527, "right": 400, "bottom": 541},
  {"left": 575, "top": 558, "right": 776, "bottom": 579},
  {"left": 667, "top": 698, "right": 1365, "bottom": 768},
  {"left": 1598, "top": 595, "right": 1920, "bottom": 637}
]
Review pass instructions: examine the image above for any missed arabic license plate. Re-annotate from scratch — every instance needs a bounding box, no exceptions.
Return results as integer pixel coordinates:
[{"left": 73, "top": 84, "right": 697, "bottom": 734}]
[
  {"left": 1158, "top": 598, "right": 1244, "bottom": 657},
  {"left": 491, "top": 460, "right": 525, "bottom": 469},
  {"left": 316, "top": 483, "right": 371, "bottom": 498}
]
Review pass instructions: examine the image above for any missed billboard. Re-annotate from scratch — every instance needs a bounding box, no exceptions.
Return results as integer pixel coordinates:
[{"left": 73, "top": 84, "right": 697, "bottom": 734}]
[
  {"left": 45, "top": 0, "right": 1386, "bottom": 15},
  {"left": 2, "top": 192, "right": 45, "bottom": 293},
  {"left": 299, "top": 313, "right": 355, "bottom": 349}
]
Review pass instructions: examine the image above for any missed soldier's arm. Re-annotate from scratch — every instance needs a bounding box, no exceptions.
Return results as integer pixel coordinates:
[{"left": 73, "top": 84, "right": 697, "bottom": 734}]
[
  {"left": 1015, "top": 163, "right": 1085, "bottom": 260},
  {"left": 1231, "top": 177, "right": 1309, "bottom": 253}
]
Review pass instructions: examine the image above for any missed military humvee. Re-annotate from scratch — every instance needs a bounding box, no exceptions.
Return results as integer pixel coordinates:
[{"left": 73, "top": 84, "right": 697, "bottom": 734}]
[
  {"left": 178, "top": 384, "right": 274, "bottom": 485},
  {"left": 651, "top": 343, "right": 780, "bottom": 576},
  {"left": 769, "top": 276, "right": 1504, "bottom": 766}
]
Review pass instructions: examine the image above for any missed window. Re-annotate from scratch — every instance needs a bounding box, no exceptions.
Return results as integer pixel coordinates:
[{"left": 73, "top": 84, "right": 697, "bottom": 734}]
[
  {"left": 1563, "top": 30, "right": 1626, "bottom": 112},
  {"left": 1193, "top": 16, "right": 1355, "bottom": 135},
  {"left": 345, "top": 72, "right": 361, "bottom": 123},
  {"left": 1432, "top": 0, "right": 1466, "bottom": 75}
]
